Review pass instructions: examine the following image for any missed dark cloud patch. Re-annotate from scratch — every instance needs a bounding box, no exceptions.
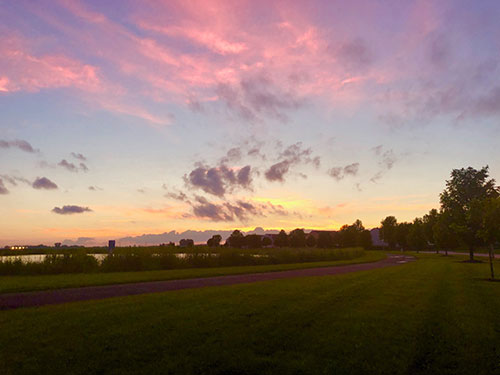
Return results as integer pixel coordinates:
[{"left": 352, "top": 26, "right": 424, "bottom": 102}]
[
  {"left": 186, "top": 165, "right": 225, "bottom": 196},
  {"left": 88, "top": 186, "right": 102, "bottom": 191},
  {"left": 247, "top": 147, "right": 266, "bottom": 160},
  {"left": 71, "top": 152, "right": 87, "bottom": 161},
  {"left": 265, "top": 160, "right": 290, "bottom": 182},
  {"left": 327, "top": 163, "right": 359, "bottom": 181},
  {"left": 279, "top": 142, "right": 312, "bottom": 163},
  {"left": 344, "top": 163, "right": 359, "bottom": 176},
  {"left": 380, "top": 150, "right": 397, "bottom": 170},
  {"left": 265, "top": 142, "right": 321, "bottom": 182},
  {"left": 52, "top": 205, "right": 92, "bottom": 215},
  {"left": 190, "top": 196, "right": 288, "bottom": 222},
  {"left": 370, "top": 146, "right": 399, "bottom": 183},
  {"left": 137, "top": 188, "right": 146, "bottom": 193},
  {"left": 216, "top": 72, "right": 302, "bottom": 122},
  {"left": 312, "top": 156, "right": 321, "bottom": 169},
  {"left": 191, "top": 196, "right": 234, "bottom": 221},
  {"left": 237, "top": 165, "right": 252, "bottom": 186},
  {"left": 58, "top": 159, "right": 78, "bottom": 172},
  {"left": 220, "top": 147, "right": 242, "bottom": 164},
  {"left": 58, "top": 159, "right": 89, "bottom": 173},
  {"left": 335, "top": 38, "right": 374, "bottom": 71},
  {"left": 185, "top": 163, "right": 253, "bottom": 197},
  {"left": 32, "top": 177, "right": 58, "bottom": 190},
  {"left": 0, "top": 179, "right": 9, "bottom": 195},
  {"left": 328, "top": 167, "right": 343, "bottom": 181},
  {"left": 165, "top": 191, "right": 188, "bottom": 201},
  {"left": 0, "top": 139, "right": 38, "bottom": 153}
]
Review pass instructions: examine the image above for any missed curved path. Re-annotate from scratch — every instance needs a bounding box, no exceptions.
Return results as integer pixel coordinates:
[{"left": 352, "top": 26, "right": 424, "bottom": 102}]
[{"left": 0, "top": 254, "right": 415, "bottom": 310}]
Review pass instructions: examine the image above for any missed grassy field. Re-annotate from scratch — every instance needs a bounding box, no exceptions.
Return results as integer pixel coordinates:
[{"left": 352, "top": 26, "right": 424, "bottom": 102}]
[
  {"left": 0, "top": 251, "right": 384, "bottom": 294},
  {"left": 0, "top": 254, "right": 499, "bottom": 375}
]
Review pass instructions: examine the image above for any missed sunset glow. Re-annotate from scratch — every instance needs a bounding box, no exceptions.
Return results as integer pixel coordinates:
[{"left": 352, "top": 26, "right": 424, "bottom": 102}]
[{"left": 1, "top": 0, "right": 499, "bottom": 246}]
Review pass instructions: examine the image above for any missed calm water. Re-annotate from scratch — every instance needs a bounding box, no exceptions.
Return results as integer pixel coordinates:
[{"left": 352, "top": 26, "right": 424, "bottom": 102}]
[
  {"left": 0, "top": 252, "right": 267, "bottom": 264},
  {"left": 0, "top": 253, "right": 226, "bottom": 264}
]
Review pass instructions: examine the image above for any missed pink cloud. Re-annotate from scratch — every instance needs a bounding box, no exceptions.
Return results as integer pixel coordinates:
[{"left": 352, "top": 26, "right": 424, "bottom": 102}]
[
  {"left": 0, "top": 35, "right": 101, "bottom": 93},
  {"left": 7, "top": 0, "right": 477, "bottom": 125}
]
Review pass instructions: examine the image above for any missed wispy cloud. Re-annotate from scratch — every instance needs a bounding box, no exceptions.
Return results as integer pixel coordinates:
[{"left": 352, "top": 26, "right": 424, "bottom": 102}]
[
  {"left": 265, "top": 142, "right": 320, "bottom": 182},
  {"left": 71, "top": 152, "right": 87, "bottom": 161},
  {"left": 58, "top": 159, "right": 89, "bottom": 173},
  {"left": 0, "top": 179, "right": 9, "bottom": 195},
  {"left": 328, "top": 162, "right": 360, "bottom": 181},
  {"left": 0, "top": 139, "right": 38, "bottom": 153}
]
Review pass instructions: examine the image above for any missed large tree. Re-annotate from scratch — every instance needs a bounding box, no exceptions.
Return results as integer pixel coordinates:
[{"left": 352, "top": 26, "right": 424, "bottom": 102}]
[
  {"left": 396, "top": 222, "right": 412, "bottom": 251},
  {"left": 274, "top": 230, "right": 289, "bottom": 247},
  {"left": 317, "top": 231, "right": 333, "bottom": 248},
  {"left": 433, "top": 211, "right": 459, "bottom": 256},
  {"left": 440, "top": 166, "right": 499, "bottom": 261},
  {"left": 422, "top": 209, "right": 439, "bottom": 252},
  {"left": 207, "top": 234, "right": 222, "bottom": 247},
  {"left": 477, "top": 197, "right": 500, "bottom": 280},
  {"left": 226, "top": 230, "right": 245, "bottom": 248},
  {"left": 379, "top": 216, "right": 398, "bottom": 249},
  {"left": 407, "top": 218, "right": 426, "bottom": 252},
  {"left": 289, "top": 228, "right": 306, "bottom": 248}
]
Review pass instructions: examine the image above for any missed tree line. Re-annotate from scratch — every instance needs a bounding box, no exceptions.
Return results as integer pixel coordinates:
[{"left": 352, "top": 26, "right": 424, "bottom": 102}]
[
  {"left": 379, "top": 166, "right": 499, "bottom": 279},
  {"left": 206, "top": 220, "right": 373, "bottom": 249}
]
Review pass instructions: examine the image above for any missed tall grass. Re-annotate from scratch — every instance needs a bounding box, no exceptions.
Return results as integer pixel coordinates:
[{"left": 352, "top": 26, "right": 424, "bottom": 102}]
[{"left": 0, "top": 247, "right": 365, "bottom": 275}]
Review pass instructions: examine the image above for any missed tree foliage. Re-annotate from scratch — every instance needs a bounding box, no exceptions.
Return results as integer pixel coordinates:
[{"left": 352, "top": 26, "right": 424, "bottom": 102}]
[
  {"left": 380, "top": 216, "right": 398, "bottom": 249},
  {"left": 440, "top": 166, "right": 499, "bottom": 260}
]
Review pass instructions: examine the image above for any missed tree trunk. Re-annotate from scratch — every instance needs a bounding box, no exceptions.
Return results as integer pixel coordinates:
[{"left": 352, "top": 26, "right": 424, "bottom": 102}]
[
  {"left": 489, "top": 244, "right": 495, "bottom": 280},
  {"left": 445, "top": 248, "right": 448, "bottom": 256},
  {"left": 469, "top": 246, "right": 474, "bottom": 262}
]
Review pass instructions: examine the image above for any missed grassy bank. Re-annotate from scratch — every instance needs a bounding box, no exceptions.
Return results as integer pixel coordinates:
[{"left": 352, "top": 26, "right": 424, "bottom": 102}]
[
  {"left": 0, "top": 254, "right": 499, "bottom": 374},
  {"left": 0, "top": 251, "right": 384, "bottom": 294},
  {"left": 0, "top": 247, "right": 365, "bottom": 276}
]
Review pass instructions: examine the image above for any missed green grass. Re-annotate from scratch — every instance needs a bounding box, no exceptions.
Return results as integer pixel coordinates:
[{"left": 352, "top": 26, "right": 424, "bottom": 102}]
[
  {"left": 0, "top": 254, "right": 498, "bottom": 375},
  {"left": 0, "top": 251, "right": 384, "bottom": 294}
]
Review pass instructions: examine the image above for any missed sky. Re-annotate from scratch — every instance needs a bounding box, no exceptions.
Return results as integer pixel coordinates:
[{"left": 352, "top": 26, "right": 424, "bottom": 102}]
[{"left": 1, "top": 0, "right": 500, "bottom": 246}]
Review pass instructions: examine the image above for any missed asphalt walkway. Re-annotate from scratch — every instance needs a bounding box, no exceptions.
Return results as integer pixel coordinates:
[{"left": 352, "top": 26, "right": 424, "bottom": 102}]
[{"left": 0, "top": 254, "right": 415, "bottom": 310}]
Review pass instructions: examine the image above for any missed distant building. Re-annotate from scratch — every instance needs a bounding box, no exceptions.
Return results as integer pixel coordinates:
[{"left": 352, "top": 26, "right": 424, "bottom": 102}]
[
  {"left": 108, "top": 240, "right": 116, "bottom": 253},
  {"left": 370, "top": 228, "right": 388, "bottom": 247}
]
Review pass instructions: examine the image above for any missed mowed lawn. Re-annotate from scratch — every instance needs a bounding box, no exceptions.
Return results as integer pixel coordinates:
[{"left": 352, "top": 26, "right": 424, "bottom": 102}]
[{"left": 0, "top": 254, "right": 499, "bottom": 375}]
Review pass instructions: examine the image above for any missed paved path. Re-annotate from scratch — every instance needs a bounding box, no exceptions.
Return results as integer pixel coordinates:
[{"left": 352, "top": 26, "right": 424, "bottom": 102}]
[
  {"left": 419, "top": 251, "right": 499, "bottom": 258},
  {"left": 0, "top": 254, "right": 415, "bottom": 310}
]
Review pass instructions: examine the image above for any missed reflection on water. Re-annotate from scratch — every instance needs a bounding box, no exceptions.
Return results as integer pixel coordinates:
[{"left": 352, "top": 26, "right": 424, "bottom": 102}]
[
  {"left": 0, "top": 254, "right": 108, "bottom": 264},
  {"left": 0, "top": 253, "right": 269, "bottom": 263},
  {"left": 0, "top": 252, "right": 255, "bottom": 264}
]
